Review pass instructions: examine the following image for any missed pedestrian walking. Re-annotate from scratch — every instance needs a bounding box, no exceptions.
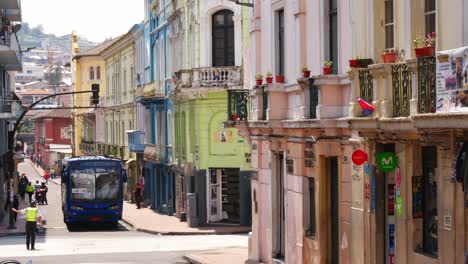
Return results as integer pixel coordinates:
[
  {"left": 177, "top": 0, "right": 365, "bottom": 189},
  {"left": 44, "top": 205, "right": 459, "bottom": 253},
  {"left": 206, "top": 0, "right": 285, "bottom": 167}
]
[
  {"left": 39, "top": 182, "right": 48, "bottom": 205},
  {"left": 133, "top": 183, "right": 142, "bottom": 209},
  {"left": 25, "top": 182, "right": 34, "bottom": 203},
  {"left": 33, "top": 180, "right": 40, "bottom": 201},
  {"left": 18, "top": 177, "right": 26, "bottom": 200},
  {"left": 43, "top": 170, "right": 50, "bottom": 185},
  {"left": 12, "top": 195, "right": 19, "bottom": 222},
  {"left": 11, "top": 201, "right": 42, "bottom": 250},
  {"left": 137, "top": 175, "right": 145, "bottom": 196}
]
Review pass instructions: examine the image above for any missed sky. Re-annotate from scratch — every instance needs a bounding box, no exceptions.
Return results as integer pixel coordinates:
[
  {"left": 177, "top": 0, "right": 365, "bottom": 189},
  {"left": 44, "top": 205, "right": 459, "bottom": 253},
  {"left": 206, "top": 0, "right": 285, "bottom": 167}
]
[{"left": 21, "top": 0, "right": 144, "bottom": 43}]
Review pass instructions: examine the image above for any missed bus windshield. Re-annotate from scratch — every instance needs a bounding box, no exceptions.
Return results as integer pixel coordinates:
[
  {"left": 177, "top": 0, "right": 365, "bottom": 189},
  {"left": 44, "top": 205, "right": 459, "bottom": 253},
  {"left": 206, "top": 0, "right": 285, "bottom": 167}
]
[{"left": 70, "top": 161, "right": 120, "bottom": 202}]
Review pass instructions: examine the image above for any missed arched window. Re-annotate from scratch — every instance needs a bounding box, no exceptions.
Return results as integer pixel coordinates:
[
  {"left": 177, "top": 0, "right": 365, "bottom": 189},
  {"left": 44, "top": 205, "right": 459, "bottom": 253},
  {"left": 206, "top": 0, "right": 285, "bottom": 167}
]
[
  {"left": 89, "top": 67, "right": 95, "bottom": 80},
  {"left": 212, "top": 9, "right": 234, "bottom": 67},
  {"left": 96, "top": 66, "right": 101, "bottom": 80}
]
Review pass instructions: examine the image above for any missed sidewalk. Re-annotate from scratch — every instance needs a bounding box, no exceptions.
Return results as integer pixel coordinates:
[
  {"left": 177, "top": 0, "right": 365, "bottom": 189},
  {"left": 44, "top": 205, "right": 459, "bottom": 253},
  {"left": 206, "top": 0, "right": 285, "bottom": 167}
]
[
  {"left": 184, "top": 247, "right": 252, "bottom": 264},
  {"left": 0, "top": 196, "right": 28, "bottom": 237},
  {"left": 122, "top": 202, "right": 251, "bottom": 235}
]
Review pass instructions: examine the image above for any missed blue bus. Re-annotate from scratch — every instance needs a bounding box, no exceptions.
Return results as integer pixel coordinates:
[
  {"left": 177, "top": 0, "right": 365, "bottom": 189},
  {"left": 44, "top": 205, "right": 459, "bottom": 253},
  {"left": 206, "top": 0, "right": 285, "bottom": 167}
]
[{"left": 61, "top": 156, "right": 126, "bottom": 226}]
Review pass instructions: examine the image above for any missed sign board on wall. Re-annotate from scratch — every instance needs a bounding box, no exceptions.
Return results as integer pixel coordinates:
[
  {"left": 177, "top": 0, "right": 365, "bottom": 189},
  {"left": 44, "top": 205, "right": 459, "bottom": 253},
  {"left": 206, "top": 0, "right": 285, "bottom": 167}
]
[
  {"left": 352, "top": 150, "right": 368, "bottom": 165},
  {"left": 376, "top": 153, "right": 398, "bottom": 172},
  {"left": 436, "top": 46, "right": 468, "bottom": 112}
]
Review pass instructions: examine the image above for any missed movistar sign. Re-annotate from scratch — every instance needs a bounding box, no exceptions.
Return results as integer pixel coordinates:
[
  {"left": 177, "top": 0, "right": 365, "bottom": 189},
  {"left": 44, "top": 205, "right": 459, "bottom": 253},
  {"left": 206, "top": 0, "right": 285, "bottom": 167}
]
[{"left": 376, "top": 152, "right": 398, "bottom": 172}]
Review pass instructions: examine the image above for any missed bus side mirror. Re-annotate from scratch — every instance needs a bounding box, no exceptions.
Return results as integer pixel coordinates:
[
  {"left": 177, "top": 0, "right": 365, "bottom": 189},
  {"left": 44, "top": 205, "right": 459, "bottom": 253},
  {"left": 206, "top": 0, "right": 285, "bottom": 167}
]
[{"left": 122, "top": 169, "right": 128, "bottom": 183}]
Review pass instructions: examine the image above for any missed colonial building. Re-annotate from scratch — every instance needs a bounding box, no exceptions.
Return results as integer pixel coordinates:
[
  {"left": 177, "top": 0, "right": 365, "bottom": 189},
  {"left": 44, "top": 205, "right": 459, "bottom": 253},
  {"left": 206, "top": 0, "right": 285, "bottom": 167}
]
[
  {"left": 72, "top": 33, "right": 117, "bottom": 156},
  {"left": 239, "top": 0, "right": 468, "bottom": 264},
  {"left": 171, "top": 0, "right": 253, "bottom": 226},
  {"left": 32, "top": 109, "right": 72, "bottom": 169},
  {"left": 0, "top": 0, "right": 23, "bottom": 221},
  {"left": 98, "top": 26, "right": 138, "bottom": 199}
]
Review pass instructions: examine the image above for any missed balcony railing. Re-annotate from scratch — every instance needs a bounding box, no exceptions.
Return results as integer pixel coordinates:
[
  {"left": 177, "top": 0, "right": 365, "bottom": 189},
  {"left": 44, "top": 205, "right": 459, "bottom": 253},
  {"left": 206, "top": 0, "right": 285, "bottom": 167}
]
[
  {"left": 262, "top": 87, "right": 268, "bottom": 120},
  {"left": 392, "top": 64, "right": 411, "bottom": 117},
  {"left": 309, "top": 83, "right": 318, "bottom": 119},
  {"left": 227, "top": 90, "right": 249, "bottom": 121},
  {"left": 359, "top": 69, "right": 373, "bottom": 104},
  {"left": 418, "top": 56, "right": 436, "bottom": 114},
  {"left": 193, "top": 66, "right": 242, "bottom": 87}
]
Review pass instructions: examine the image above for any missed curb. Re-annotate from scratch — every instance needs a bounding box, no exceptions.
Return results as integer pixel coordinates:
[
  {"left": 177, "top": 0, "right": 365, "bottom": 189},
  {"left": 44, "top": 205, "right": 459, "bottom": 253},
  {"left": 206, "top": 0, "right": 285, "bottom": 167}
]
[
  {"left": 122, "top": 217, "right": 251, "bottom": 236},
  {"left": 0, "top": 231, "right": 26, "bottom": 237}
]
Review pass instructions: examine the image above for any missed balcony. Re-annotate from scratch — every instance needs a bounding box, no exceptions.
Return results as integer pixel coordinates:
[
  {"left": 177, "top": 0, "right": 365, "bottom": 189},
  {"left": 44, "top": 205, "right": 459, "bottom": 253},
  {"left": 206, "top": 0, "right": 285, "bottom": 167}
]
[
  {"left": 79, "top": 140, "right": 95, "bottom": 154},
  {"left": 227, "top": 90, "right": 249, "bottom": 121},
  {"left": 190, "top": 66, "right": 242, "bottom": 87},
  {"left": 127, "top": 130, "right": 145, "bottom": 152},
  {"left": 0, "top": 30, "right": 21, "bottom": 70}
]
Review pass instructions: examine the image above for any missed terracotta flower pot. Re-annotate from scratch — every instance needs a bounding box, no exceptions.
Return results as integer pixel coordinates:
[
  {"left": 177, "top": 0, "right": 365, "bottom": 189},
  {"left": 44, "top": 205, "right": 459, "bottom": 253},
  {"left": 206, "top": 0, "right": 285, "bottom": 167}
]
[
  {"left": 266, "top": 76, "right": 273, "bottom": 83},
  {"left": 302, "top": 71, "right": 311, "bottom": 78},
  {"left": 256, "top": 79, "right": 263, "bottom": 86},
  {"left": 349, "top": 59, "right": 360, "bottom": 68},
  {"left": 383, "top": 52, "right": 398, "bottom": 63},
  {"left": 415, "top": 46, "right": 435, "bottom": 57},
  {"left": 231, "top": 114, "right": 240, "bottom": 121},
  {"left": 275, "top": 75, "right": 285, "bottom": 83},
  {"left": 323, "top": 67, "right": 332, "bottom": 75}
]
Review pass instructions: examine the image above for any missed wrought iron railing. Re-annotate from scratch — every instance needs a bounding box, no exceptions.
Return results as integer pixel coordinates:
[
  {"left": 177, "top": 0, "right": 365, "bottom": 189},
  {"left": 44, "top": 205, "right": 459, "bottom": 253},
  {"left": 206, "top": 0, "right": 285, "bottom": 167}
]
[
  {"left": 418, "top": 56, "right": 436, "bottom": 113},
  {"left": 359, "top": 69, "right": 373, "bottom": 104},
  {"left": 262, "top": 87, "right": 268, "bottom": 120},
  {"left": 392, "top": 64, "right": 411, "bottom": 117},
  {"left": 194, "top": 66, "right": 242, "bottom": 87},
  {"left": 227, "top": 90, "right": 249, "bottom": 121}
]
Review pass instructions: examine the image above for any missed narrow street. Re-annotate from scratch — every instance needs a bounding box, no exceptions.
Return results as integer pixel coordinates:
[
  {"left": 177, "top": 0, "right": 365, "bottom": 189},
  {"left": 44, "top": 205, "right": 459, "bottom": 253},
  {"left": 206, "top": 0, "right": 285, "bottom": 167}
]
[{"left": 0, "top": 160, "right": 247, "bottom": 264}]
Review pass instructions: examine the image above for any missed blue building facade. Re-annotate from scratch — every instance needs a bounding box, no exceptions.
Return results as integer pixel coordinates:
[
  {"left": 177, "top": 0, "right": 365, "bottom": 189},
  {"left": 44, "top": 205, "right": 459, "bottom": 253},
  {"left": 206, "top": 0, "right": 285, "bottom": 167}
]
[{"left": 141, "top": 0, "right": 174, "bottom": 215}]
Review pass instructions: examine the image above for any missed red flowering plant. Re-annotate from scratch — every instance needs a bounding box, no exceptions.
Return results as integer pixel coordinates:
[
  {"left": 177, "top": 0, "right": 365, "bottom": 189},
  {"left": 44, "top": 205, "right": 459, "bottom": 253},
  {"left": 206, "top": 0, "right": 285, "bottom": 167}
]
[{"left": 414, "top": 32, "right": 437, "bottom": 48}]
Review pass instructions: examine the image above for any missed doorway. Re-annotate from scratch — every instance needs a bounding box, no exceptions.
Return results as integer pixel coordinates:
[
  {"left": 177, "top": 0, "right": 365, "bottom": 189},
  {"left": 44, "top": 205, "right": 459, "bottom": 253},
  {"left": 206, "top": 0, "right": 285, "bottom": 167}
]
[
  {"left": 273, "top": 152, "right": 285, "bottom": 259},
  {"left": 208, "top": 168, "right": 241, "bottom": 223},
  {"left": 325, "top": 157, "right": 339, "bottom": 264},
  {"left": 375, "top": 143, "right": 396, "bottom": 264}
]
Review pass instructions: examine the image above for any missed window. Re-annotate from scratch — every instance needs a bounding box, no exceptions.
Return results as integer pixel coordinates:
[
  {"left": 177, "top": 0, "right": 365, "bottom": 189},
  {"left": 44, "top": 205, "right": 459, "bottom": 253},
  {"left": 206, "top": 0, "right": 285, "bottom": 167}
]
[
  {"left": 212, "top": 10, "right": 235, "bottom": 67},
  {"left": 307, "top": 177, "right": 316, "bottom": 238},
  {"left": 89, "top": 67, "right": 95, "bottom": 80},
  {"left": 425, "top": 0, "right": 436, "bottom": 36},
  {"left": 384, "top": 0, "right": 394, "bottom": 49},
  {"left": 96, "top": 66, "right": 101, "bottom": 80},
  {"left": 277, "top": 9, "right": 285, "bottom": 76},
  {"left": 328, "top": 0, "right": 338, "bottom": 72}
]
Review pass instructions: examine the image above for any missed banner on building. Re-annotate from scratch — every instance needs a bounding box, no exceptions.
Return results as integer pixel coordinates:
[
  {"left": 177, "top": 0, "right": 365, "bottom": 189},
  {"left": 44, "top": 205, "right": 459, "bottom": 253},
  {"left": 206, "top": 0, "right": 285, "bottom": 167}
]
[{"left": 436, "top": 46, "right": 468, "bottom": 112}]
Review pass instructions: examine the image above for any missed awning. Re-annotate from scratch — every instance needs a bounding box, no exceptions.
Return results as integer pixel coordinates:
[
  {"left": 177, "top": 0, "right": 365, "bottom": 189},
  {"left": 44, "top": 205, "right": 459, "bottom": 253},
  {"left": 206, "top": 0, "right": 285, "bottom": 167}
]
[
  {"left": 0, "top": 0, "right": 20, "bottom": 9},
  {"left": 0, "top": 46, "right": 21, "bottom": 69},
  {"left": 49, "top": 144, "right": 72, "bottom": 154}
]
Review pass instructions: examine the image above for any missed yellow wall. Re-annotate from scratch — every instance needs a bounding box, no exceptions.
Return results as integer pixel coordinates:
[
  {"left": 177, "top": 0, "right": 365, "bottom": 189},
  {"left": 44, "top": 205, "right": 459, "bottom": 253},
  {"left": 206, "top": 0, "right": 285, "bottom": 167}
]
[{"left": 73, "top": 56, "right": 107, "bottom": 155}]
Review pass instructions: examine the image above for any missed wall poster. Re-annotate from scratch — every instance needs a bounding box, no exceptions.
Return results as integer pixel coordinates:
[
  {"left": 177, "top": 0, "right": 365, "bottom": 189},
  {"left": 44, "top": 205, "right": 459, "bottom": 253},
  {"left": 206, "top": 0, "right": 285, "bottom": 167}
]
[{"left": 436, "top": 46, "right": 468, "bottom": 112}]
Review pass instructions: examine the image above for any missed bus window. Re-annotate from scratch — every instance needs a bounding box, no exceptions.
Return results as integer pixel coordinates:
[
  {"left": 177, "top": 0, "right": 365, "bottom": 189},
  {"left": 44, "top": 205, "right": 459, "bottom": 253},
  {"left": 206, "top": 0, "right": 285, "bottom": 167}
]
[{"left": 95, "top": 167, "right": 119, "bottom": 200}]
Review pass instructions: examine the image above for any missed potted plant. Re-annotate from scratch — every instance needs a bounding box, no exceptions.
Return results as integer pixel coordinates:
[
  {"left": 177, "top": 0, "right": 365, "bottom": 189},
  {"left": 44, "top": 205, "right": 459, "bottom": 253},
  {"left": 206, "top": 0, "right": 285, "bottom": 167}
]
[
  {"left": 266, "top": 71, "right": 273, "bottom": 83},
  {"left": 231, "top": 113, "right": 240, "bottom": 120},
  {"left": 414, "top": 32, "right": 436, "bottom": 57},
  {"left": 323, "top": 61, "right": 333, "bottom": 75},
  {"left": 275, "top": 74, "right": 285, "bottom": 83},
  {"left": 349, "top": 56, "right": 360, "bottom": 68},
  {"left": 381, "top": 48, "right": 398, "bottom": 63},
  {"left": 255, "top": 73, "right": 263, "bottom": 86},
  {"left": 302, "top": 66, "right": 311, "bottom": 78}
]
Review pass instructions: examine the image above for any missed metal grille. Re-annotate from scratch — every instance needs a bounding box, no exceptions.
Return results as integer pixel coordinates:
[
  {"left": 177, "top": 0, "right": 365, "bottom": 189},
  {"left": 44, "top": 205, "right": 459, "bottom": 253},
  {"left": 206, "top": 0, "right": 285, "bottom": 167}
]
[
  {"left": 418, "top": 56, "right": 436, "bottom": 113},
  {"left": 227, "top": 90, "right": 249, "bottom": 121},
  {"left": 309, "top": 84, "right": 318, "bottom": 119},
  {"left": 392, "top": 64, "right": 411, "bottom": 117},
  {"left": 262, "top": 87, "right": 268, "bottom": 120},
  {"left": 359, "top": 69, "right": 373, "bottom": 103}
]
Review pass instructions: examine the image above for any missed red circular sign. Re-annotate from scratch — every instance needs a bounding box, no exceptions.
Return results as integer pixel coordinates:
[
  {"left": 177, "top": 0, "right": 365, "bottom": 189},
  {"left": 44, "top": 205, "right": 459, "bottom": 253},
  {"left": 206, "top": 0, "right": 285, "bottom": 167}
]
[{"left": 352, "top": 150, "right": 368, "bottom": 165}]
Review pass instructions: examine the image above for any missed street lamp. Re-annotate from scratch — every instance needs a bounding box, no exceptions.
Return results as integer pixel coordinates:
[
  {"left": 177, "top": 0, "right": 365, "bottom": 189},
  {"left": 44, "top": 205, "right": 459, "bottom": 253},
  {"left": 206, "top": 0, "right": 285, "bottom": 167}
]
[{"left": 226, "top": 0, "right": 254, "bottom": 8}]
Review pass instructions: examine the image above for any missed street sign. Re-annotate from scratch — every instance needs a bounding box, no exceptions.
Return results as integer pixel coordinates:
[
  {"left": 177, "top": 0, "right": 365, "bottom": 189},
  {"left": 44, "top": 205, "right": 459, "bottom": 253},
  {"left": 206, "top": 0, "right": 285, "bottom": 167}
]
[
  {"left": 351, "top": 149, "right": 368, "bottom": 165},
  {"left": 376, "top": 152, "right": 398, "bottom": 172}
]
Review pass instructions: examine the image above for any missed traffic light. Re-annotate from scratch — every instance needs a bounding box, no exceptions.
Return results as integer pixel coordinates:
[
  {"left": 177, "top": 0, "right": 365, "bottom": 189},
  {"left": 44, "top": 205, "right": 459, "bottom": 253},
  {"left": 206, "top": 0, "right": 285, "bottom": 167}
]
[{"left": 91, "top": 84, "right": 99, "bottom": 105}]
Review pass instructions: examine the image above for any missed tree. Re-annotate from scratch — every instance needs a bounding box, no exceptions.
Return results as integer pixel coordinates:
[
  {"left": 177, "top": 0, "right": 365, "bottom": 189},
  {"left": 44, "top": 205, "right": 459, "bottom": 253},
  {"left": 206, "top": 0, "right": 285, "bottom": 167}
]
[{"left": 44, "top": 63, "right": 63, "bottom": 88}]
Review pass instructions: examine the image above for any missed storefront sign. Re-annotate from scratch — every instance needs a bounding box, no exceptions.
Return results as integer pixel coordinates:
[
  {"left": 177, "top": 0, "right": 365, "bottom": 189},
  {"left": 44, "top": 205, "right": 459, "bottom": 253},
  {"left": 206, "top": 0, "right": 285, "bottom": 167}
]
[
  {"left": 395, "top": 167, "right": 401, "bottom": 188},
  {"left": 376, "top": 152, "right": 398, "bottom": 172},
  {"left": 395, "top": 196, "right": 403, "bottom": 217},
  {"left": 436, "top": 46, "right": 468, "bottom": 112},
  {"left": 352, "top": 150, "right": 368, "bottom": 165},
  {"left": 143, "top": 144, "right": 159, "bottom": 162},
  {"left": 371, "top": 172, "right": 376, "bottom": 213},
  {"left": 388, "top": 184, "right": 395, "bottom": 215}
]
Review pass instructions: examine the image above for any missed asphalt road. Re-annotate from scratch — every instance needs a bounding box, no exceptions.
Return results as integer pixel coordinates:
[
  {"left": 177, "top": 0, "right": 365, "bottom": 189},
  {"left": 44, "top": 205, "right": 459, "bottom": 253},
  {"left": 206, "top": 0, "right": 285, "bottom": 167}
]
[{"left": 0, "top": 160, "right": 247, "bottom": 264}]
